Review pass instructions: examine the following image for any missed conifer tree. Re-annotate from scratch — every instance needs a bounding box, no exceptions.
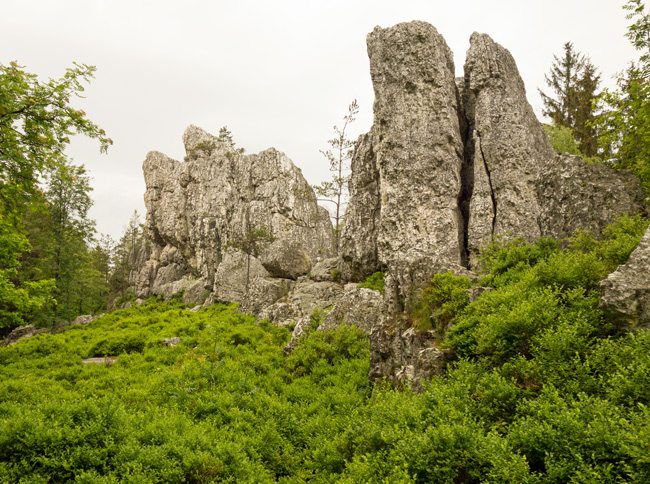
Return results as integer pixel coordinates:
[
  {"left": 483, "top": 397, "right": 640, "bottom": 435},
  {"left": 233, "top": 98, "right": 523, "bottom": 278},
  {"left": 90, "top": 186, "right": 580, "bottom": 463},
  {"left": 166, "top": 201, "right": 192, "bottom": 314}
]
[{"left": 539, "top": 43, "right": 601, "bottom": 157}]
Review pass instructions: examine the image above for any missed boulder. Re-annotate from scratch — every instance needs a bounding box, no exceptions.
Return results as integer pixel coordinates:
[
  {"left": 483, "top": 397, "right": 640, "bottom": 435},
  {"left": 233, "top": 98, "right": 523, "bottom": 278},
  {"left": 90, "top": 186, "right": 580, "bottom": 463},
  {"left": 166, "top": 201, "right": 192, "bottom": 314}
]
[
  {"left": 71, "top": 315, "right": 96, "bottom": 326},
  {"left": 210, "top": 250, "right": 270, "bottom": 305},
  {"left": 537, "top": 154, "right": 648, "bottom": 241},
  {"left": 183, "top": 277, "right": 211, "bottom": 305},
  {"left": 240, "top": 276, "right": 295, "bottom": 315},
  {"left": 1, "top": 324, "right": 49, "bottom": 347},
  {"left": 319, "top": 287, "right": 384, "bottom": 333},
  {"left": 283, "top": 316, "right": 313, "bottom": 355},
  {"left": 261, "top": 239, "right": 312, "bottom": 279},
  {"left": 600, "top": 226, "right": 650, "bottom": 329},
  {"left": 161, "top": 337, "right": 181, "bottom": 348},
  {"left": 310, "top": 257, "right": 339, "bottom": 282},
  {"left": 258, "top": 280, "right": 344, "bottom": 327}
]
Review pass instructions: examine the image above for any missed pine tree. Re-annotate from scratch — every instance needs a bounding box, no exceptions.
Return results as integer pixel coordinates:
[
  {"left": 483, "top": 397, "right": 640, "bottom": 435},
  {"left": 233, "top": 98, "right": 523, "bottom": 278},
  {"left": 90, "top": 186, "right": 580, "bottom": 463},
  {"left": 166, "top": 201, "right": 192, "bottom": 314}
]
[{"left": 573, "top": 61, "right": 601, "bottom": 157}]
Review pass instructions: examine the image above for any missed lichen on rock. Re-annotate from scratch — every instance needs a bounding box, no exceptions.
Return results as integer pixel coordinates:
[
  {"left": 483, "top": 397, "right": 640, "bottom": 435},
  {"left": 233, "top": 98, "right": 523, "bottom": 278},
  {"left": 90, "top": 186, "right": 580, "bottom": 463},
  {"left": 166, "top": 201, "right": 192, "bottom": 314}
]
[{"left": 130, "top": 125, "right": 334, "bottom": 306}]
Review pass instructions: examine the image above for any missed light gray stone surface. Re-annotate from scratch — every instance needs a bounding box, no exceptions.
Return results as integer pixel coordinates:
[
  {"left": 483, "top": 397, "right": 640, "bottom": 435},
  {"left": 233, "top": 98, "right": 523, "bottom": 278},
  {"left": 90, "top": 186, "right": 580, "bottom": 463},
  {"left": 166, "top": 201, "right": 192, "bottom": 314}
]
[
  {"left": 130, "top": 125, "right": 334, "bottom": 305},
  {"left": 260, "top": 239, "right": 312, "bottom": 280},
  {"left": 600, "top": 226, "right": 650, "bottom": 329},
  {"left": 340, "top": 21, "right": 465, "bottom": 287},
  {"left": 369, "top": 318, "right": 446, "bottom": 391},
  {"left": 463, "top": 32, "right": 556, "bottom": 261}
]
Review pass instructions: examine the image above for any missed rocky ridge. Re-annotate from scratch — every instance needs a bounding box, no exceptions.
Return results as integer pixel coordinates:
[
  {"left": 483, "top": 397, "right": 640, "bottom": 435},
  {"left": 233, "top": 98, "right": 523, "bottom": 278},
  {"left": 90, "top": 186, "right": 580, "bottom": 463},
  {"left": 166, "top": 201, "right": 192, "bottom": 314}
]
[
  {"left": 129, "top": 21, "right": 648, "bottom": 389},
  {"left": 130, "top": 126, "right": 335, "bottom": 310}
]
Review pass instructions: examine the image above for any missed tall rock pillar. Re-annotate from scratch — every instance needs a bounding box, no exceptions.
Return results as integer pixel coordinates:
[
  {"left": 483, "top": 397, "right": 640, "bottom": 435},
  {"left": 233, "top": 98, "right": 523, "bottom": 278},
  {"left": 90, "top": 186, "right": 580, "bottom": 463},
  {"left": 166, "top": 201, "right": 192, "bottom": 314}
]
[{"left": 340, "top": 21, "right": 466, "bottom": 310}]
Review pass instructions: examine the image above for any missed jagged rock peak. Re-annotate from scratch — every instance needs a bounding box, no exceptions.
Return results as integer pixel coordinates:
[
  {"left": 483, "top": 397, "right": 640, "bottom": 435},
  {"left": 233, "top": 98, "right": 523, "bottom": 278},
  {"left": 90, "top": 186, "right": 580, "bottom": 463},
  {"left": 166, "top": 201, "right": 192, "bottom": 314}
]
[
  {"left": 340, "top": 20, "right": 466, "bottom": 310},
  {"left": 183, "top": 124, "right": 220, "bottom": 155},
  {"left": 130, "top": 126, "right": 334, "bottom": 304},
  {"left": 463, "top": 32, "right": 556, "bottom": 261}
]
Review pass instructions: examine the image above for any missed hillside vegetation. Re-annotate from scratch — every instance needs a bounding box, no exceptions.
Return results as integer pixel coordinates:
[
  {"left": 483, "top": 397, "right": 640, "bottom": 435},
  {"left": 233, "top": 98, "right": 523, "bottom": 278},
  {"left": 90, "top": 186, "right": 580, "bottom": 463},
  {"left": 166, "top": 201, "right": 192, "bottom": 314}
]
[{"left": 1, "top": 215, "right": 649, "bottom": 483}]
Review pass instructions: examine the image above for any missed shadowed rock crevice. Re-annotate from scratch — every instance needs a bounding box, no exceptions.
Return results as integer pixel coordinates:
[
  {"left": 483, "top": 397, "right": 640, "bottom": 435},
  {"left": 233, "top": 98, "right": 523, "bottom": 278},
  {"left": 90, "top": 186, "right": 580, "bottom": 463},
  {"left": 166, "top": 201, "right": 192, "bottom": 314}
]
[
  {"left": 475, "top": 130, "right": 497, "bottom": 238},
  {"left": 455, "top": 88, "right": 473, "bottom": 269}
]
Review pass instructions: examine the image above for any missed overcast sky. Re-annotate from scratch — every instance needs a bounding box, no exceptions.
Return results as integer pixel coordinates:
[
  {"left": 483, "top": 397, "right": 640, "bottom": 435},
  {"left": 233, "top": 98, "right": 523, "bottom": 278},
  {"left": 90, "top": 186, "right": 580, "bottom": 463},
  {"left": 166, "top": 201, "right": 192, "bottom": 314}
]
[{"left": 2, "top": 0, "right": 640, "bottom": 240}]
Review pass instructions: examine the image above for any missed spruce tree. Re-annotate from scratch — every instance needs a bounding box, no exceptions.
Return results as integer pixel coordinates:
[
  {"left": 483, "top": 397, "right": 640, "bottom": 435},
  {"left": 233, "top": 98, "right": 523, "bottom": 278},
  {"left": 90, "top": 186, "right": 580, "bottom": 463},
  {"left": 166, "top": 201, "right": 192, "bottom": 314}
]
[{"left": 539, "top": 42, "right": 601, "bottom": 158}]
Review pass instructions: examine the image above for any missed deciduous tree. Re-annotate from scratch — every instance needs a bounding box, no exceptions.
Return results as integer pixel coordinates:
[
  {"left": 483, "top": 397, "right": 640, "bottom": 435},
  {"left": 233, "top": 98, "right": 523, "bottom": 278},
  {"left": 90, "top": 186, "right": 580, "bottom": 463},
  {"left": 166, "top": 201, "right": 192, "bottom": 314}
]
[
  {"left": 595, "top": 0, "right": 650, "bottom": 195},
  {"left": 313, "top": 100, "right": 359, "bottom": 254},
  {"left": 0, "top": 61, "right": 111, "bottom": 217}
]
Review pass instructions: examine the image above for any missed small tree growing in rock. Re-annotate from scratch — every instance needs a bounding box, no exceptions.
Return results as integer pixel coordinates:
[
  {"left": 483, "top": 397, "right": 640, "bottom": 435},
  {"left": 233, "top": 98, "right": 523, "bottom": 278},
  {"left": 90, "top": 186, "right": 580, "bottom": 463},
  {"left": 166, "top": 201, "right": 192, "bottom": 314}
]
[
  {"left": 228, "top": 227, "right": 275, "bottom": 292},
  {"left": 217, "top": 126, "right": 245, "bottom": 154},
  {"left": 313, "top": 100, "right": 359, "bottom": 255}
]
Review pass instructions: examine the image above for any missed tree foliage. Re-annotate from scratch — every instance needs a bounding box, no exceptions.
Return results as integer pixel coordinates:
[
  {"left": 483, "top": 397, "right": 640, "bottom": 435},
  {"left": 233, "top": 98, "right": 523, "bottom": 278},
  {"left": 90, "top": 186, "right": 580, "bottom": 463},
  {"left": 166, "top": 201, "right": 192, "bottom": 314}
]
[
  {"left": 539, "top": 43, "right": 601, "bottom": 157},
  {"left": 0, "top": 61, "right": 110, "bottom": 327},
  {"left": 313, "top": 100, "right": 359, "bottom": 254},
  {"left": 0, "top": 61, "right": 111, "bottom": 216},
  {"left": 593, "top": 1, "right": 650, "bottom": 197}
]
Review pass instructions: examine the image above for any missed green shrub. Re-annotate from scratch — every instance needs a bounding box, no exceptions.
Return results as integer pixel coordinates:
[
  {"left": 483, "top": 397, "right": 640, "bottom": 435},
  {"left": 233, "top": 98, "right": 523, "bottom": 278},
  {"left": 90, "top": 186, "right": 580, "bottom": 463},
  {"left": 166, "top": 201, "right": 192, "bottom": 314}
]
[
  {"left": 285, "top": 325, "right": 369, "bottom": 377},
  {"left": 331, "top": 268, "right": 342, "bottom": 282},
  {"left": 479, "top": 236, "right": 560, "bottom": 287},
  {"left": 411, "top": 272, "right": 472, "bottom": 335},
  {"left": 358, "top": 271, "right": 385, "bottom": 293}
]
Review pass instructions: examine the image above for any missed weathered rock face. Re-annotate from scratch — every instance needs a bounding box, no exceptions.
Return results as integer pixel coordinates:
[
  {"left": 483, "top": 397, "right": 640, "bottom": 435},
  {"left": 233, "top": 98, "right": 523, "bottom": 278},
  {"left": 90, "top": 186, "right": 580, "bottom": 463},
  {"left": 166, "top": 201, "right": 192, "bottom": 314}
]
[
  {"left": 600, "top": 226, "right": 650, "bottom": 329},
  {"left": 341, "top": 21, "right": 649, "bottom": 388},
  {"left": 463, "top": 32, "right": 556, "bottom": 258},
  {"left": 283, "top": 285, "right": 384, "bottom": 354},
  {"left": 319, "top": 287, "right": 384, "bottom": 333},
  {"left": 1, "top": 324, "right": 49, "bottom": 347},
  {"left": 537, "top": 154, "right": 648, "bottom": 241},
  {"left": 342, "top": 21, "right": 648, "bottom": 288},
  {"left": 131, "top": 126, "right": 334, "bottom": 304},
  {"left": 340, "top": 21, "right": 466, "bottom": 288},
  {"left": 258, "top": 279, "right": 344, "bottom": 328},
  {"left": 260, "top": 240, "right": 312, "bottom": 280},
  {"left": 369, "top": 317, "right": 446, "bottom": 390}
]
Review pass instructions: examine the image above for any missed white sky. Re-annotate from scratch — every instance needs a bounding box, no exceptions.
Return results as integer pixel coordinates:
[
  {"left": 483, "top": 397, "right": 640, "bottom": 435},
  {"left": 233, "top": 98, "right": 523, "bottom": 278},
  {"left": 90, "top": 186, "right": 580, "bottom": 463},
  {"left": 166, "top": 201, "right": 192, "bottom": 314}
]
[{"left": 2, "top": 0, "right": 640, "bottom": 240}]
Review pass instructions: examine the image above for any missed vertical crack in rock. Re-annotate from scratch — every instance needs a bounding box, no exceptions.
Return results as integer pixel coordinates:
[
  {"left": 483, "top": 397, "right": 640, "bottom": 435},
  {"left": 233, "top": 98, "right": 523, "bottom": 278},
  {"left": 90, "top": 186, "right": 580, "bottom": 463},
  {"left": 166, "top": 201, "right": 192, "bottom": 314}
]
[
  {"left": 455, "top": 81, "right": 473, "bottom": 269},
  {"left": 475, "top": 130, "right": 497, "bottom": 236}
]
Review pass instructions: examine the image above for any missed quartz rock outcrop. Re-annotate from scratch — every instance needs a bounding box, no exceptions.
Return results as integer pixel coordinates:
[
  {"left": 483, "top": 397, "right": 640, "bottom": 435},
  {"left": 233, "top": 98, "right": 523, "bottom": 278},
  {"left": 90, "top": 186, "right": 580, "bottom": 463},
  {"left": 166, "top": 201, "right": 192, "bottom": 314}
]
[
  {"left": 342, "top": 21, "right": 648, "bottom": 388},
  {"left": 131, "top": 126, "right": 334, "bottom": 305},
  {"left": 339, "top": 21, "right": 467, "bottom": 310},
  {"left": 537, "top": 154, "right": 647, "bottom": 241},
  {"left": 369, "top": 317, "right": 446, "bottom": 390},
  {"left": 1, "top": 324, "right": 49, "bottom": 347},
  {"left": 283, "top": 285, "right": 385, "bottom": 354},
  {"left": 463, "top": 32, "right": 556, "bottom": 258},
  {"left": 341, "top": 21, "right": 647, "bottom": 291},
  {"left": 600, "top": 226, "right": 650, "bottom": 329}
]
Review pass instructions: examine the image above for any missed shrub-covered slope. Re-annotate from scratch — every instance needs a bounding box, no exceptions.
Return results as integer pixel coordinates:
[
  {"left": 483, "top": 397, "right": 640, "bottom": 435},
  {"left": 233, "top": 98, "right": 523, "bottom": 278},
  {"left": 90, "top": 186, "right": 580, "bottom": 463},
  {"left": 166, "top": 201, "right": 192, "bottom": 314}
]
[{"left": 1, "top": 216, "right": 649, "bottom": 483}]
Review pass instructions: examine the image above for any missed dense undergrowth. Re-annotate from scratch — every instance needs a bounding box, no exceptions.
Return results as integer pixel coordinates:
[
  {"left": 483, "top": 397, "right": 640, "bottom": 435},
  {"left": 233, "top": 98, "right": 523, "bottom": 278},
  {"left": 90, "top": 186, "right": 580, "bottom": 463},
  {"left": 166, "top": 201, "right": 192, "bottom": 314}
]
[{"left": 1, "top": 215, "right": 649, "bottom": 483}]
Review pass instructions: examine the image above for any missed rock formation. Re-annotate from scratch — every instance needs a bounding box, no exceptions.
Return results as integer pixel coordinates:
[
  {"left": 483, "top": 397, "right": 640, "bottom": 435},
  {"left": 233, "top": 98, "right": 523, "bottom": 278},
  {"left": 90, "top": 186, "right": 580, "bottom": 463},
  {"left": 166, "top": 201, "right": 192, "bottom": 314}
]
[
  {"left": 463, "top": 32, "right": 556, "bottom": 257},
  {"left": 130, "top": 125, "right": 335, "bottom": 306},
  {"left": 369, "top": 318, "right": 446, "bottom": 391},
  {"left": 537, "top": 154, "right": 647, "bottom": 241},
  {"left": 339, "top": 21, "right": 648, "bottom": 387},
  {"left": 600, "top": 226, "right": 650, "bottom": 329},
  {"left": 339, "top": 22, "right": 466, "bottom": 309},
  {"left": 341, "top": 21, "right": 646, "bottom": 287},
  {"left": 129, "top": 20, "right": 649, "bottom": 390}
]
